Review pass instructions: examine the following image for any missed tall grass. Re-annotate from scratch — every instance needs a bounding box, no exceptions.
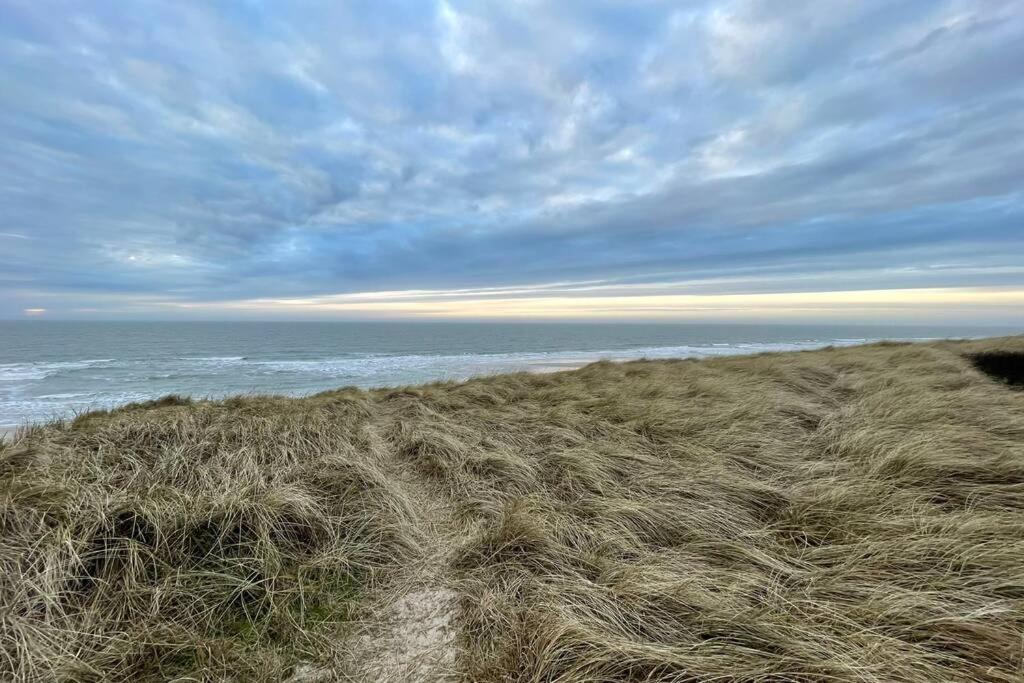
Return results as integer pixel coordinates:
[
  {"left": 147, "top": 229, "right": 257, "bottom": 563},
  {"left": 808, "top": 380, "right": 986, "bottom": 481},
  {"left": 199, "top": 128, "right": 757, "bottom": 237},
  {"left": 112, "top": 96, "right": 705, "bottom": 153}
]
[
  {"left": 2, "top": 337, "right": 1023, "bottom": 681},
  {"left": 0, "top": 395, "right": 420, "bottom": 681}
]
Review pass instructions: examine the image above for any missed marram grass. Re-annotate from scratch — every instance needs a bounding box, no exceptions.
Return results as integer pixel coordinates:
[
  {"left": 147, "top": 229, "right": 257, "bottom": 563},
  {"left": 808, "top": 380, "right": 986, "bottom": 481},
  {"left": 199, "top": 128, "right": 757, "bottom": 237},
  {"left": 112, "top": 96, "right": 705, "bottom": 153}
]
[{"left": 2, "top": 337, "right": 1023, "bottom": 681}]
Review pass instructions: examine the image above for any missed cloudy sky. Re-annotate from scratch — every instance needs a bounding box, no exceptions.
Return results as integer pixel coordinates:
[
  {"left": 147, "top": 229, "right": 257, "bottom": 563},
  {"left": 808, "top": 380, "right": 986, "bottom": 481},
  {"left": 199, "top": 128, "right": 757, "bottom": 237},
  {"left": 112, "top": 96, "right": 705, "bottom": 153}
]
[{"left": 1, "top": 0, "right": 1023, "bottom": 322}]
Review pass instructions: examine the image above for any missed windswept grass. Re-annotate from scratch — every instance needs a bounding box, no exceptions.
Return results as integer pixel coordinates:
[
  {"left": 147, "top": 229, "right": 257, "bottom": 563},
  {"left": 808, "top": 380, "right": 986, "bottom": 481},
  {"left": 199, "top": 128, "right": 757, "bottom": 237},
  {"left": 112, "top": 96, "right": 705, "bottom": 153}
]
[
  {"left": 0, "top": 398, "right": 420, "bottom": 681},
  {"left": 2, "top": 337, "right": 1023, "bottom": 681}
]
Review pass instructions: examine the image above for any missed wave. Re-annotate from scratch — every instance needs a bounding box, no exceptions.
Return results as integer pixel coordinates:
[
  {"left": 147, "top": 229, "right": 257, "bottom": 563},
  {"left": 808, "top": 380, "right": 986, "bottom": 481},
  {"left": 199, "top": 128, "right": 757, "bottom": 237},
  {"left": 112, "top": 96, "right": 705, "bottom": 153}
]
[
  {"left": 0, "top": 390, "right": 151, "bottom": 427},
  {"left": 148, "top": 338, "right": 885, "bottom": 378},
  {"left": 235, "top": 339, "right": 869, "bottom": 380},
  {"left": 0, "top": 359, "right": 115, "bottom": 382}
]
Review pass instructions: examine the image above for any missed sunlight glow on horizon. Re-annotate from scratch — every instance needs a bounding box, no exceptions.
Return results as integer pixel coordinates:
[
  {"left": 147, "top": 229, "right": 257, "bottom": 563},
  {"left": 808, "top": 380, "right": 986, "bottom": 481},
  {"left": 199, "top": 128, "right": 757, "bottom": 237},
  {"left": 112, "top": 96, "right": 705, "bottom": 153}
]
[{"left": 148, "top": 286, "right": 1024, "bottom": 323}]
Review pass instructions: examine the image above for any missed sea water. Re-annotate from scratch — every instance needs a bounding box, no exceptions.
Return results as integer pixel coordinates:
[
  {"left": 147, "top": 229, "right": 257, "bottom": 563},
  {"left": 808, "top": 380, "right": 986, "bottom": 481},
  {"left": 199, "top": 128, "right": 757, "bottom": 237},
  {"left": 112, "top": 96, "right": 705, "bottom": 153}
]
[{"left": 1, "top": 321, "right": 1018, "bottom": 428}]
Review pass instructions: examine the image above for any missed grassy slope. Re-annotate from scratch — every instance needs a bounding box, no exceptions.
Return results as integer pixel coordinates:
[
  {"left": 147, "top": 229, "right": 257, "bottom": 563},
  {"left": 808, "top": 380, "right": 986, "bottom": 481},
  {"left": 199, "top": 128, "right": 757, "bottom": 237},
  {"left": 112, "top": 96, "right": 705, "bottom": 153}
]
[{"left": 2, "top": 337, "right": 1023, "bottom": 682}]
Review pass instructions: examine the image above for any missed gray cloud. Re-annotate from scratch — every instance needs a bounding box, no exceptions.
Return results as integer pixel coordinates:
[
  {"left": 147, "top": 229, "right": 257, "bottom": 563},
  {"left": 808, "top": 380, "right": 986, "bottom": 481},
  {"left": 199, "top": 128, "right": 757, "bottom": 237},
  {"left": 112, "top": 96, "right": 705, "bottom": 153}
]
[{"left": 0, "top": 0, "right": 1022, "bottom": 318}]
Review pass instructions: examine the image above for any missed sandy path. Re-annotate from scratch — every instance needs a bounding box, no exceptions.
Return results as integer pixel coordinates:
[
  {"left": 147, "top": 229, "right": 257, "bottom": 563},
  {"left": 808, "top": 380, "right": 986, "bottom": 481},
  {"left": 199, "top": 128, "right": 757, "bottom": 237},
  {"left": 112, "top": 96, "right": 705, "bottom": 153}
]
[
  {"left": 291, "top": 434, "right": 464, "bottom": 682},
  {"left": 348, "top": 466, "right": 462, "bottom": 682}
]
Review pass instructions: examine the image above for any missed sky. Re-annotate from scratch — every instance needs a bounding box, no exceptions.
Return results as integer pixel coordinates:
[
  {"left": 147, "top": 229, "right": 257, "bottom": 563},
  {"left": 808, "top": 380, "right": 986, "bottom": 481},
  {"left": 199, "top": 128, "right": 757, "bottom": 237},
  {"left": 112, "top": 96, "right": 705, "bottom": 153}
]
[{"left": 1, "top": 0, "right": 1023, "bottom": 323}]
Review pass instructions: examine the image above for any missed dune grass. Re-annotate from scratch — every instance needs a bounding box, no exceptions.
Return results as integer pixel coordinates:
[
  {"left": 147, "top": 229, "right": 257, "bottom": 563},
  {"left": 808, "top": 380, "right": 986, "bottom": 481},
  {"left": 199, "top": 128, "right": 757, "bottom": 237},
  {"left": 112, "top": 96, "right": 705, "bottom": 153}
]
[
  {"left": 2, "top": 337, "right": 1023, "bottom": 681},
  {"left": 0, "top": 397, "right": 421, "bottom": 681}
]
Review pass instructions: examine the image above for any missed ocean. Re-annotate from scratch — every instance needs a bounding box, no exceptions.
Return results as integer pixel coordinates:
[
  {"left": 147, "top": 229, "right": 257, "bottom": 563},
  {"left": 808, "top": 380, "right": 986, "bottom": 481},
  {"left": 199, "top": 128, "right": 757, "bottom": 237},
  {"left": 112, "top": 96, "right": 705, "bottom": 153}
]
[{"left": 1, "top": 321, "right": 1018, "bottom": 429}]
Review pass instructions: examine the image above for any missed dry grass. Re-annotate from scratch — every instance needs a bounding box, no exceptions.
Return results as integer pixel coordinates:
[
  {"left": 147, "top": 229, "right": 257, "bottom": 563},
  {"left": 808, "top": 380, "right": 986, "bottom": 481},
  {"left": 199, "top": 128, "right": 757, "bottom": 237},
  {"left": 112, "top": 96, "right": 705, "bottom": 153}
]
[
  {"left": 0, "top": 396, "right": 421, "bottom": 681},
  {"left": 2, "top": 337, "right": 1023, "bottom": 681}
]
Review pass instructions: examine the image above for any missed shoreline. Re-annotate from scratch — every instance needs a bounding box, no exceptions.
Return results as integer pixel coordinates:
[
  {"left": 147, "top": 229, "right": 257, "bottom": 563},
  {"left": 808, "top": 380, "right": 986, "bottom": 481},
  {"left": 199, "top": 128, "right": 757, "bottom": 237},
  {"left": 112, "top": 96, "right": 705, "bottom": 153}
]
[
  {"left": 1, "top": 335, "right": 1020, "bottom": 433},
  {"left": 0, "top": 338, "right": 965, "bottom": 431}
]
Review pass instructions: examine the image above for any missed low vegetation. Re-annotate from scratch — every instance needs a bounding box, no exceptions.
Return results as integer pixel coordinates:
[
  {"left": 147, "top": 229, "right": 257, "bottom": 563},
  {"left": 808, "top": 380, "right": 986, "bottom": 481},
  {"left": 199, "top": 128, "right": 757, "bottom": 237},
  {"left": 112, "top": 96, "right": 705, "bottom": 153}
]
[{"left": 2, "top": 337, "right": 1023, "bottom": 681}]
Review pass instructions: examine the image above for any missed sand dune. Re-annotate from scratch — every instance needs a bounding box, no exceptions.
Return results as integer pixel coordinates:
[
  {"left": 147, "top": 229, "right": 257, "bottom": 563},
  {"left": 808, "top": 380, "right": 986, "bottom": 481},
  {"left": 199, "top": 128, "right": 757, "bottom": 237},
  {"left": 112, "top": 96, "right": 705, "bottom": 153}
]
[{"left": 2, "top": 336, "right": 1022, "bottom": 681}]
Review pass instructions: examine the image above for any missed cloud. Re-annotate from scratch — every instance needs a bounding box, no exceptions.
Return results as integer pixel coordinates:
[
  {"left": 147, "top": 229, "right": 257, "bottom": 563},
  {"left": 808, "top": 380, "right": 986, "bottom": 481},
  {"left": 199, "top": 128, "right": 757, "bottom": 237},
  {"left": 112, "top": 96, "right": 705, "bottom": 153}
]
[{"left": 0, "top": 0, "right": 1022, "bottom": 320}]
